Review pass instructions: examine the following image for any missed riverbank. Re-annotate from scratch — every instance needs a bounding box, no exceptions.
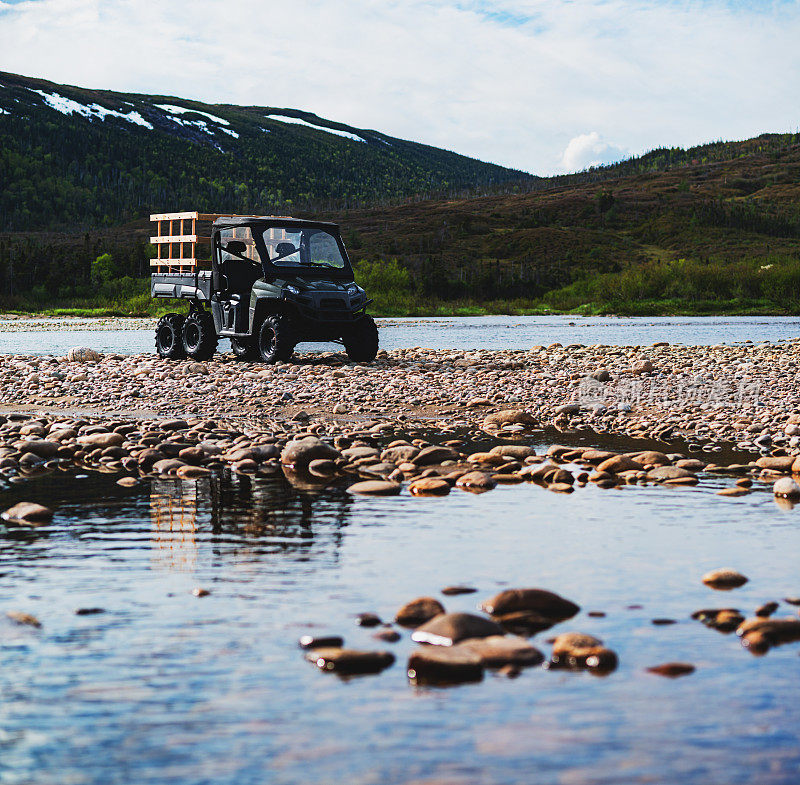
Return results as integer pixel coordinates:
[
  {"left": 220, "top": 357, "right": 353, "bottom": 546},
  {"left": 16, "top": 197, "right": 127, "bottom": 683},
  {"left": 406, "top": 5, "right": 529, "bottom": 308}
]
[{"left": 0, "top": 341, "right": 797, "bottom": 450}]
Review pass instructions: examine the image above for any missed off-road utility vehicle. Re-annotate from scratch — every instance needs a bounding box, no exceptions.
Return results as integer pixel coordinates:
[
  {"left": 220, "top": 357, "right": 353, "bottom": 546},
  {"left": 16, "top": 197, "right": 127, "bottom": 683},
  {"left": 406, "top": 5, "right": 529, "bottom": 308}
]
[{"left": 149, "top": 212, "right": 378, "bottom": 363}]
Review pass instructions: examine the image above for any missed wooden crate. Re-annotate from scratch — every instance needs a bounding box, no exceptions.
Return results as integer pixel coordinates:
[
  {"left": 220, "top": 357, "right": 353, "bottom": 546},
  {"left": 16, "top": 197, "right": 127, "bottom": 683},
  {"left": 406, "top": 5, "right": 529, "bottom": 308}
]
[{"left": 150, "top": 211, "right": 249, "bottom": 273}]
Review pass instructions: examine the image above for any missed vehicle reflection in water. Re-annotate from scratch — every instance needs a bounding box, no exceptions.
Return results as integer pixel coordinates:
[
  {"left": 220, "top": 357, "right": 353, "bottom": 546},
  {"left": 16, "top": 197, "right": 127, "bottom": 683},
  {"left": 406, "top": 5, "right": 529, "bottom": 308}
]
[{"left": 149, "top": 470, "right": 351, "bottom": 572}]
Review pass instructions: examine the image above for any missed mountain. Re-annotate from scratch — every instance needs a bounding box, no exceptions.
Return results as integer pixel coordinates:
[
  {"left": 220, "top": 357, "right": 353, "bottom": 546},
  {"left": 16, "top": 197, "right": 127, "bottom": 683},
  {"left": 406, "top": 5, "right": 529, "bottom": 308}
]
[
  {"left": 332, "top": 131, "right": 800, "bottom": 312},
  {"left": 0, "top": 71, "right": 533, "bottom": 232}
]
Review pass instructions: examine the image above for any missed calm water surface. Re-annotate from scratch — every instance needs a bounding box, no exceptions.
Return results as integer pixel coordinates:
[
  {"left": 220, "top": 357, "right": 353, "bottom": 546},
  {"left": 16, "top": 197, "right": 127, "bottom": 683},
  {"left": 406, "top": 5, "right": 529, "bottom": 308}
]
[
  {"left": 2, "top": 315, "right": 800, "bottom": 355},
  {"left": 1, "top": 429, "right": 799, "bottom": 784}
]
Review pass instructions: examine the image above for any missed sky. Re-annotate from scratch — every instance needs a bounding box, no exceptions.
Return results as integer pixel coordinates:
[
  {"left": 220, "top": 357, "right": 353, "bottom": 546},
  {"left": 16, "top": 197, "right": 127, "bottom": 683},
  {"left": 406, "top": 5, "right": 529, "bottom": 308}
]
[{"left": 0, "top": 0, "right": 798, "bottom": 175}]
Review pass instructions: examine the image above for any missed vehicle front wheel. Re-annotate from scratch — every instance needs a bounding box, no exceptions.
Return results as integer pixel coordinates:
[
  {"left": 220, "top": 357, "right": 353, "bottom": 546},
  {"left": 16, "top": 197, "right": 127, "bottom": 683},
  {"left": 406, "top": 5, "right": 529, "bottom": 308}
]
[
  {"left": 230, "top": 337, "right": 259, "bottom": 360},
  {"left": 182, "top": 311, "right": 218, "bottom": 360},
  {"left": 343, "top": 316, "right": 379, "bottom": 362},
  {"left": 257, "top": 314, "right": 295, "bottom": 363},
  {"left": 155, "top": 313, "right": 187, "bottom": 359}
]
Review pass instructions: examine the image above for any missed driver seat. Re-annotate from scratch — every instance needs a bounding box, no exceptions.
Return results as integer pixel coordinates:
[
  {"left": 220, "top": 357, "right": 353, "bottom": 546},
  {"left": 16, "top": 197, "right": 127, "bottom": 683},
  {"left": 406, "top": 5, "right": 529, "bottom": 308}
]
[{"left": 221, "top": 256, "right": 260, "bottom": 295}]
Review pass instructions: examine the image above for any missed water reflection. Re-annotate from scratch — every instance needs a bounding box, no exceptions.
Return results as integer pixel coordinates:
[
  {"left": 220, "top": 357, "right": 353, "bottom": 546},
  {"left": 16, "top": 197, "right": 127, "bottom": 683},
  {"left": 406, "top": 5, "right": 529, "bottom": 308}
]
[{"left": 148, "top": 471, "right": 352, "bottom": 572}]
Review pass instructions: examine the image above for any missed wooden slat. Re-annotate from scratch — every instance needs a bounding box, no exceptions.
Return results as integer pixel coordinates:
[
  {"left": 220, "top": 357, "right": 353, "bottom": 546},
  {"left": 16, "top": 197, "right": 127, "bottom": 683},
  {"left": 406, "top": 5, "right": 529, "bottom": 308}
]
[
  {"left": 150, "top": 258, "right": 203, "bottom": 267},
  {"left": 150, "top": 211, "right": 199, "bottom": 221},
  {"left": 150, "top": 235, "right": 212, "bottom": 244}
]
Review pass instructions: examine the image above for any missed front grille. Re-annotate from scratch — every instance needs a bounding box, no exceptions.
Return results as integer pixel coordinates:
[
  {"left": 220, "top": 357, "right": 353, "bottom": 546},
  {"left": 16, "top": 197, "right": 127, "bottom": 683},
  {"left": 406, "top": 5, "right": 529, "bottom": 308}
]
[{"left": 320, "top": 298, "right": 346, "bottom": 309}]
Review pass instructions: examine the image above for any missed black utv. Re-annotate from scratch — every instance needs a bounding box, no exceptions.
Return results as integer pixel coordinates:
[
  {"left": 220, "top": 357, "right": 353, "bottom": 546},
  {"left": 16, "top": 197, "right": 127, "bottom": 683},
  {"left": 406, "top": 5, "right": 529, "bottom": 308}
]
[{"left": 151, "top": 216, "right": 378, "bottom": 363}]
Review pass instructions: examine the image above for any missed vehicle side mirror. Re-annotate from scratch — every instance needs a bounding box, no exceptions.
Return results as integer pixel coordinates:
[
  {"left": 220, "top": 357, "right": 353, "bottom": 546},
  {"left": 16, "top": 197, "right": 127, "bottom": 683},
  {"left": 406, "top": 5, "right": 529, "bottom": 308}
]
[{"left": 224, "top": 240, "right": 247, "bottom": 255}]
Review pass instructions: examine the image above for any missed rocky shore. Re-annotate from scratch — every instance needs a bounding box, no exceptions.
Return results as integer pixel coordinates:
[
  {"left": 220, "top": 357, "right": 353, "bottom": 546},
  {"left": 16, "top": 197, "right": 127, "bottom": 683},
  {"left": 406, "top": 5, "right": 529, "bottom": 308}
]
[{"left": 0, "top": 340, "right": 798, "bottom": 451}]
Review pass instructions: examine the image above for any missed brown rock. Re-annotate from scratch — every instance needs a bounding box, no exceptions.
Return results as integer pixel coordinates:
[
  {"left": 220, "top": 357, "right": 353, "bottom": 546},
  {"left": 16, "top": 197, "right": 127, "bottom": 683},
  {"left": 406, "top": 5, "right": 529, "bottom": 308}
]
[
  {"left": 356, "top": 613, "right": 382, "bottom": 627},
  {"left": 347, "top": 480, "right": 402, "bottom": 496},
  {"left": 306, "top": 647, "right": 395, "bottom": 675},
  {"left": 702, "top": 568, "right": 748, "bottom": 590},
  {"left": 737, "top": 617, "right": 800, "bottom": 653},
  {"left": 482, "top": 409, "right": 537, "bottom": 430},
  {"left": 1, "top": 502, "right": 53, "bottom": 525},
  {"left": 647, "top": 662, "right": 695, "bottom": 678},
  {"left": 177, "top": 465, "right": 211, "bottom": 478},
  {"left": 373, "top": 628, "right": 402, "bottom": 643},
  {"left": 489, "top": 445, "right": 537, "bottom": 460},
  {"left": 493, "top": 610, "right": 557, "bottom": 636},
  {"left": 480, "top": 588, "right": 580, "bottom": 620},
  {"left": 455, "top": 471, "right": 497, "bottom": 492},
  {"left": 408, "top": 477, "right": 451, "bottom": 496},
  {"left": 692, "top": 608, "right": 745, "bottom": 633},
  {"left": 381, "top": 445, "right": 420, "bottom": 463},
  {"left": 773, "top": 477, "right": 800, "bottom": 499},
  {"left": 597, "top": 455, "right": 644, "bottom": 473},
  {"left": 395, "top": 596, "right": 446, "bottom": 627},
  {"left": 646, "top": 466, "right": 696, "bottom": 481},
  {"left": 458, "top": 635, "right": 544, "bottom": 667},
  {"left": 756, "top": 456, "right": 795, "bottom": 472},
  {"left": 299, "top": 634, "right": 345, "bottom": 649},
  {"left": 755, "top": 601, "right": 779, "bottom": 617},
  {"left": 634, "top": 451, "right": 671, "bottom": 466},
  {"left": 412, "top": 612, "right": 504, "bottom": 646},
  {"left": 441, "top": 585, "right": 477, "bottom": 596},
  {"left": 281, "top": 437, "right": 340, "bottom": 468},
  {"left": 77, "top": 432, "right": 123, "bottom": 449},
  {"left": 7, "top": 611, "right": 41, "bottom": 628},
  {"left": 412, "top": 445, "right": 460, "bottom": 466},
  {"left": 407, "top": 646, "right": 483, "bottom": 685}
]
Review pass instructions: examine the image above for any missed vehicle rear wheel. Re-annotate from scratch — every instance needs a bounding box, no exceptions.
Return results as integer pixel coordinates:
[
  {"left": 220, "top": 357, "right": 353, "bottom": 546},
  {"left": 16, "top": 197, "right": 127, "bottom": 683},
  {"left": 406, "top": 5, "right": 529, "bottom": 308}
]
[
  {"left": 230, "top": 337, "right": 259, "bottom": 360},
  {"left": 182, "top": 311, "right": 218, "bottom": 360},
  {"left": 155, "top": 313, "right": 187, "bottom": 359},
  {"left": 257, "top": 314, "right": 295, "bottom": 363},
  {"left": 343, "top": 315, "right": 379, "bottom": 362}
]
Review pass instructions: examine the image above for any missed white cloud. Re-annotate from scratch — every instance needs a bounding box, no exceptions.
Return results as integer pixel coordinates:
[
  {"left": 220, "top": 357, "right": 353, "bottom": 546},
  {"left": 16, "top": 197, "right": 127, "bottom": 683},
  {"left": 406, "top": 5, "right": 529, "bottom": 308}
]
[
  {"left": 1, "top": 0, "right": 799, "bottom": 175},
  {"left": 560, "top": 132, "right": 627, "bottom": 172}
]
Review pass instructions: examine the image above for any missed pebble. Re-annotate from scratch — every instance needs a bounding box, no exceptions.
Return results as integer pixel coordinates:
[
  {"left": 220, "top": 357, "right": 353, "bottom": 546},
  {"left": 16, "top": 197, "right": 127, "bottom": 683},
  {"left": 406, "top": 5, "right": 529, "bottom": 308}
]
[
  {"left": 408, "top": 477, "right": 451, "bottom": 496},
  {"left": 1, "top": 502, "right": 54, "bottom": 525},
  {"left": 692, "top": 608, "right": 745, "bottom": 633},
  {"left": 737, "top": 617, "right": 800, "bottom": 654},
  {"left": 299, "top": 634, "right": 345, "bottom": 650},
  {"left": 7, "top": 611, "right": 41, "bottom": 627},
  {"left": 441, "top": 585, "right": 478, "bottom": 596},
  {"left": 373, "top": 628, "right": 402, "bottom": 643},
  {"left": 479, "top": 588, "right": 580, "bottom": 621},
  {"left": 773, "top": 477, "right": 800, "bottom": 499},
  {"left": 407, "top": 646, "right": 484, "bottom": 686},
  {"left": 457, "top": 635, "right": 544, "bottom": 667},
  {"left": 454, "top": 471, "right": 497, "bottom": 492},
  {"left": 702, "top": 568, "right": 749, "bottom": 590},
  {"left": 346, "top": 480, "right": 402, "bottom": 496},
  {"left": 549, "top": 632, "right": 618, "bottom": 672},
  {"left": 356, "top": 612, "right": 382, "bottom": 627},
  {"left": 647, "top": 662, "right": 695, "bottom": 678},
  {"left": 305, "top": 647, "right": 395, "bottom": 675},
  {"left": 192, "top": 587, "right": 210, "bottom": 597},
  {"left": 395, "top": 596, "right": 446, "bottom": 627},
  {"left": 755, "top": 602, "right": 779, "bottom": 617},
  {"left": 411, "top": 612, "right": 504, "bottom": 646}
]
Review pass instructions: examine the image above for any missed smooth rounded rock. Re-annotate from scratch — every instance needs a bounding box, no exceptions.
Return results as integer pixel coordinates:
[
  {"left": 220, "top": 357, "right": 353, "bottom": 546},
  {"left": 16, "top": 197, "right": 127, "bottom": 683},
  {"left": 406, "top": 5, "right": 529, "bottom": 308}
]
[
  {"left": 702, "top": 568, "right": 748, "bottom": 590},
  {"left": 412, "top": 612, "right": 504, "bottom": 646},
  {"left": 395, "top": 596, "right": 446, "bottom": 627}
]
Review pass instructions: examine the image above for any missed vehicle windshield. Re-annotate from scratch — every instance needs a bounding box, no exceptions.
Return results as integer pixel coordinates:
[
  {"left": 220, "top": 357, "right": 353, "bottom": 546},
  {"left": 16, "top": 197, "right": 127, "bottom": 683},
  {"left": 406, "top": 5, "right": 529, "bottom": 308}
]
[{"left": 262, "top": 226, "right": 346, "bottom": 269}]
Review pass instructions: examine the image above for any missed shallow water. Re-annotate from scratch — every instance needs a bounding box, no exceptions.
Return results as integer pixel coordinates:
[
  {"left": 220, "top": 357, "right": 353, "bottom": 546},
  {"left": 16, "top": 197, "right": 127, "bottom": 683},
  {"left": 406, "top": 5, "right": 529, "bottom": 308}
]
[
  {"left": 1, "top": 430, "right": 799, "bottom": 785},
  {"left": 2, "top": 314, "right": 800, "bottom": 355}
]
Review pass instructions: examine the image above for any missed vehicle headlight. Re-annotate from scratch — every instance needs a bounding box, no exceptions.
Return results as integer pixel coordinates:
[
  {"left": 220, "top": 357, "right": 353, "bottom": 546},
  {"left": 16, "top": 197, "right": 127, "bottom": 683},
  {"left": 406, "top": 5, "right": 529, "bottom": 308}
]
[
  {"left": 284, "top": 285, "right": 300, "bottom": 295},
  {"left": 347, "top": 284, "right": 360, "bottom": 296}
]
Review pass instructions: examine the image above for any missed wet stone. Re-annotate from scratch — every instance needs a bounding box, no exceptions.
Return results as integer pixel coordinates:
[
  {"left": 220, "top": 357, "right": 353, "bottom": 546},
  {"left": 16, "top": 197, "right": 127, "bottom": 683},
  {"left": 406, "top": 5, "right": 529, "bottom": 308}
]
[
  {"left": 1, "top": 502, "right": 54, "bottom": 525},
  {"left": 299, "top": 635, "right": 345, "bottom": 650},
  {"left": 480, "top": 588, "right": 580, "bottom": 621},
  {"left": 412, "top": 612, "right": 504, "bottom": 646},
  {"left": 651, "top": 618, "right": 678, "bottom": 625},
  {"left": 692, "top": 608, "right": 745, "bottom": 633},
  {"left": 441, "top": 585, "right": 478, "bottom": 596},
  {"left": 702, "top": 568, "right": 748, "bottom": 590},
  {"left": 356, "top": 613, "right": 382, "bottom": 628},
  {"left": 455, "top": 471, "right": 497, "bottom": 492},
  {"left": 395, "top": 597, "right": 446, "bottom": 627},
  {"left": 458, "top": 635, "right": 544, "bottom": 667},
  {"left": 7, "top": 611, "right": 41, "bottom": 628},
  {"left": 306, "top": 647, "right": 395, "bottom": 675},
  {"left": 75, "top": 607, "right": 106, "bottom": 616},
  {"left": 737, "top": 617, "right": 800, "bottom": 654},
  {"left": 407, "top": 646, "right": 484, "bottom": 686},
  {"left": 755, "top": 602, "right": 779, "bottom": 618},
  {"left": 408, "top": 477, "right": 451, "bottom": 496},
  {"left": 373, "top": 628, "right": 402, "bottom": 643},
  {"left": 647, "top": 662, "right": 695, "bottom": 678},
  {"left": 347, "top": 480, "right": 402, "bottom": 496}
]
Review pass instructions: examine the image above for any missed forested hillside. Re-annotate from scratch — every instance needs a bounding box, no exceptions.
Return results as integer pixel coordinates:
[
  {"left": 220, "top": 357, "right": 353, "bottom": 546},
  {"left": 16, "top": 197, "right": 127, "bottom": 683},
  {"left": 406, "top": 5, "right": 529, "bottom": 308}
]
[
  {"left": 2, "top": 68, "right": 800, "bottom": 314},
  {"left": 0, "top": 71, "right": 531, "bottom": 231}
]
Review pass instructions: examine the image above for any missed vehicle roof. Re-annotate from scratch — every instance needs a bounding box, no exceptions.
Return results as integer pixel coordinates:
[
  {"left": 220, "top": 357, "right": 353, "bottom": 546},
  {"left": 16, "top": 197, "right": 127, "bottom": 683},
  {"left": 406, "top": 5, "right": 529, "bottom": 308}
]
[{"left": 213, "top": 216, "right": 340, "bottom": 231}]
